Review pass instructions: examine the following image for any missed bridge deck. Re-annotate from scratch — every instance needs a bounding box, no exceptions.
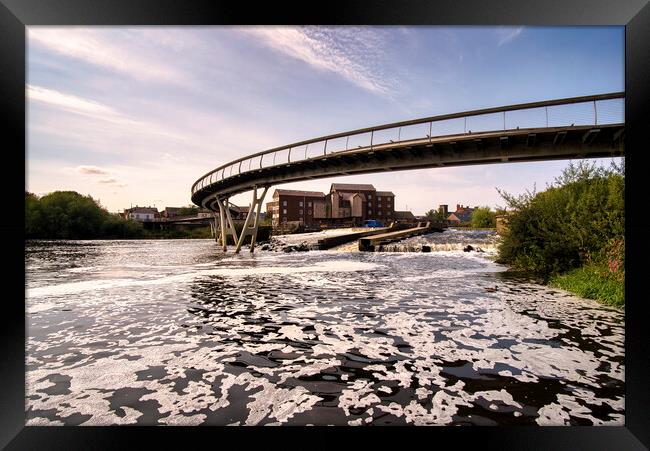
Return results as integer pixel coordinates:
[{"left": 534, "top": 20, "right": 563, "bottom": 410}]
[{"left": 193, "top": 123, "right": 623, "bottom": 211}]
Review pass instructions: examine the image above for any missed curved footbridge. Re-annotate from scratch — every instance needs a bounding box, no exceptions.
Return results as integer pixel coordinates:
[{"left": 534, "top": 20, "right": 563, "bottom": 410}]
[{"left": 191, "top": 92, "right": 624, "bottom": 252}]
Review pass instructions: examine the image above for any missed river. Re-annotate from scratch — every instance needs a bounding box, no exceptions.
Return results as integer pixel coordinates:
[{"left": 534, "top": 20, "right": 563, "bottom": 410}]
[{"left": 25, "top": 230, "right": 624, "bottom": 426}]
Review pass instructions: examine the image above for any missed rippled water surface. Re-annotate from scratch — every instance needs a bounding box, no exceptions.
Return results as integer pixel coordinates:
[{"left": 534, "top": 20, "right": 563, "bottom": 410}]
[{"left": 25, "top": 232, "right": 624, "bottom": 426}]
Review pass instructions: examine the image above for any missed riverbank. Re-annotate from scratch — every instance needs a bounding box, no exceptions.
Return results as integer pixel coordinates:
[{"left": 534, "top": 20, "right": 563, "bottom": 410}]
[
  {"left": 495, "top": 161, "right": 624, "bottom": 309},
  {"left": 549, "top": 264, "right": 624, "bottom": 308}
]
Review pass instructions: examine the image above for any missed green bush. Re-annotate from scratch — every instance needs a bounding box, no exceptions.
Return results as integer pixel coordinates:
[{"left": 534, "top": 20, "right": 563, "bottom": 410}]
[
  {"left": 424, "top": 208, "right": 447, "bottom": 221},
  {"left": 496, "top": 161, "right": 624, "bottom": 276},
  {"left": 471, "top": 206, "right": 496, "bottom": 228}
]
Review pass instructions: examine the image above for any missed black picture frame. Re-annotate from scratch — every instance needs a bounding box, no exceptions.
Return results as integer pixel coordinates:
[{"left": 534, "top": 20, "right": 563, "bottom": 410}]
[{"left": 3, "top": 0, "right": 649, "bottom": 448}]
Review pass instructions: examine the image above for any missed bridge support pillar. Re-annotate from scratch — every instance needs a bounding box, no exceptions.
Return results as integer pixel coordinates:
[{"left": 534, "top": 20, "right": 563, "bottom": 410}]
[
  {"left": 213, "top": 186, "right": 269, "bottom": 253},
  {"left": 215, "top": 197, "right": 239, "bottom": 251},
  {"left": 235, "top": 185, "right": 269, "bottom": 253}
]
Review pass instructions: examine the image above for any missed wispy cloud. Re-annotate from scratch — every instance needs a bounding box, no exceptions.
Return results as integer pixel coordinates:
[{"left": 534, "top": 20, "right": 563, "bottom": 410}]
[
  {"left": 73, "top": 166, "right": 127, "bottom": 188},
  {"left": 76, "top": 165, "right": 109, "bottom": 175},
  {"left": 28, "top": 28, "right": 185, "bottom": 83},
  {"left": 98, "top": 178, "right": 126, "bottom": 187},
  {"left": 242, "top": 27, "right": 398, "bottom": 96},
  {"left": 28, "top": 84, "right": 193, "bottom": 146},
  {"left": 497, "top": 27, "right": 524, "bottom": 46},
  {"left": 28, "top": 84, "right": 118, "bottom": 119}
]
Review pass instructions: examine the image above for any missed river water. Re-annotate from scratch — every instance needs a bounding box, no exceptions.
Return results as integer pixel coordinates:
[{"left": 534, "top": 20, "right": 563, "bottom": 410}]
[{"left": 25, "top": 230, "right": 624, "bottom": 426}]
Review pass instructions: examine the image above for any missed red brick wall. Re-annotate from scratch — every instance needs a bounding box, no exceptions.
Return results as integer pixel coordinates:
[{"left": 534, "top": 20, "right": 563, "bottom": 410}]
[{"left": 276, "top": 195, "right": 323, "bottom": 226}]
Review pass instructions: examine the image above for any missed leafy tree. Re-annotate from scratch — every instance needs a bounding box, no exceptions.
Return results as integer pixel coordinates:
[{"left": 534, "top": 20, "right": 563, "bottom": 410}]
[
  {"left": 471, "top": 206, "right": 496, "bottom": 228},
  {"left": 26, "top": 191, "right": 145, "bottom": 239},
  {"left": 424, "top": 208, "right": 446, "bottom": 221},
  {"left": 100, "top": 214, "right": 145, "bottom": 238}
]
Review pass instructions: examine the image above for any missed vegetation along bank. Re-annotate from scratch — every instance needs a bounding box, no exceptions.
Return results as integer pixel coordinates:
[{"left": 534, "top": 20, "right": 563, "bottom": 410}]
[{"left": 495, "top": 161, "right": 624, "bottom": 308}]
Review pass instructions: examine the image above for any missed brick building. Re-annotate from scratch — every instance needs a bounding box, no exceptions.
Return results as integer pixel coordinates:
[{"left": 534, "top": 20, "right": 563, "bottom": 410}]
[
  {"left": 447, "top": 204, "right": 476, "bottom": 224},
  {"left": 162, "top": 207, "right": 182, "bottom": 218},
  {"left": 329, "top": 184, "right": 395, "bottom": 222},
  {"left": 266, "top": 189, "right": 327, "bottom": 227},
  {"left": 266, "top": 183, "right": 397, "bottom": 228}
]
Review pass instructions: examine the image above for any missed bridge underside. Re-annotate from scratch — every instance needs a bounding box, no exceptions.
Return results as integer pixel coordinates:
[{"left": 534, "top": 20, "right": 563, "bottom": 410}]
[
  {"left": 193, "top": 124, "right": 623, "bottom": 253},
  {"left": 193, "top": 124, "right": 624, "bottom": 212}
]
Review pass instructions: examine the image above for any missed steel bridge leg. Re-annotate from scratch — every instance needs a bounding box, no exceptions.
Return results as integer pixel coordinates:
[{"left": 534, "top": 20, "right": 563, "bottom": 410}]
[
  {"left": 215, "top": 197, "right": 238, "bottom": 252},
  {"left": 223, "top": 198, "right": 239, "bottom": 248},
  {"left": 234, "top": 186, "right": 269, "bottom": 253},
  {"left": 249, "top": 186, "right": 269, "bottom": 253},
  {"left": 216, "top": 197, "right": 227, "bottom": 251}
]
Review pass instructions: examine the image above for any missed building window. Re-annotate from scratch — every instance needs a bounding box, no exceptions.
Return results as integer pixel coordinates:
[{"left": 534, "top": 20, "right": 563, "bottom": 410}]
[
  {"left": 282, "top": 201, "right": 287, "bottom": 206},
  {"left": 283, "top": 209, "right": 287, "bottom": 214},
  {"left": 369, "top": 209, "right": 372, "bottom": 215},
  {"left": 378, "top": 203, "right": 382, "bottom": 208},
  {"left": 308, "top": 210, "right": 312, "bottom": 215},
  {"left": 368, "top": 195, "right": 372, "bottom": 199},
  {"left": 299, "top": 201, "right": 303, "bottom": 207},
  {"left": 299, "top": 210, "right": 303, "bottom": 215},
  {"left": 378, "top": 212, "right": 382, "bottom": 216},
  {"left": 368, "top": 202, "right": 371, "bottom": 207},
  {"left": 378, "top": 196, "right": 382, "bottom": 201},
  {"left": 308, "top": 202, "right": 312, "bottom": 207}
]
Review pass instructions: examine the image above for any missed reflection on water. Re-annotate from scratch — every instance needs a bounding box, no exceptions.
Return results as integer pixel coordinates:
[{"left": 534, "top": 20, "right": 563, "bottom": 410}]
[{"left": 25, "top": 232, "right": 624, "bottom": 426}]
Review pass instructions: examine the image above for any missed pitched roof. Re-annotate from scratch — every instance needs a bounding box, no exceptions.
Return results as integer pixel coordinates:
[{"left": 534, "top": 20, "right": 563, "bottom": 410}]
[
  {"left": 375, "top": 191, "right": 394, "bottom": 197},
  {"left": 448, "top": 210, "right": 474, "bottom": 222},
  {"left": 274, "top": 189, "right": 325, "bottom": 198},
  {"left": 330, "top": 183, "right": 375, "bottom": 192}
]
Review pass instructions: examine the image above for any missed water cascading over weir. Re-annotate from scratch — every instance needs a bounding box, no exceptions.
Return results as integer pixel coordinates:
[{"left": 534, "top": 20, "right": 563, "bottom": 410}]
[{"left": 191, "top": 92, "right": 625, "bottom": 253}]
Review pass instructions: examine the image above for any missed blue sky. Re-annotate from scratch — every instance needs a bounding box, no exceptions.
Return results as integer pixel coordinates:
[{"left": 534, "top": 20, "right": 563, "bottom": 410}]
[{"left": 26, "top": 26, "right": 624, "bottom": 214}]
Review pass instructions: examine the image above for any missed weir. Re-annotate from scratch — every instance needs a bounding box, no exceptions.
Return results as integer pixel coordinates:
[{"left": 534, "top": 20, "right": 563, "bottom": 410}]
[{"left": 358, "top": 222, "right": 439, "bottom": 251}]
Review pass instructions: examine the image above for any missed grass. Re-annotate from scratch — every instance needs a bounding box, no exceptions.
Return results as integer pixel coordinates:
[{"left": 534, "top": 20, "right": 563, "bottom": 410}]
[{"left": 549, "top": 264, "right": 624, "bottom": 308}]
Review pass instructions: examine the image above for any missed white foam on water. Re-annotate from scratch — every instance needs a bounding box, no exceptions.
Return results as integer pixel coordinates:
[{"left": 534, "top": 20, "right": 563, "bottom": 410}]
[
  {"left": 26, "top": 260, "right": 383, "bottom": 298},
  {"left": 27, "top": 302, "right": 60, "bottom": 314}
]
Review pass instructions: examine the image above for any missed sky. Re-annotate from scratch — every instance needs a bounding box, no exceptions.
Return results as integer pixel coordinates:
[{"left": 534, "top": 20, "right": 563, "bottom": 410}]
[{"left": 26, "top": 26, "right": 624, "bottom": 214}]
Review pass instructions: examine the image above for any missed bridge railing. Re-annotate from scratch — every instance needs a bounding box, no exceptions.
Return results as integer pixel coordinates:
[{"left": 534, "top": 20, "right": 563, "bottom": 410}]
[{"left": 192, "top": 92, "right": 624, "bottom": 195}]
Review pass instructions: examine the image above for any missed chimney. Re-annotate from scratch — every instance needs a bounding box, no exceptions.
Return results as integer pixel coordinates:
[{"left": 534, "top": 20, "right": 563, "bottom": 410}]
[{"left": 456, "top": 204, "right": 461, "bottom": 211}]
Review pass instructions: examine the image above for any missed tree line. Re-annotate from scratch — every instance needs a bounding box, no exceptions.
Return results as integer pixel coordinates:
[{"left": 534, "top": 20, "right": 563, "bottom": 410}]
[
  {"left": 26, "top": 191, "right": 146, "bottom": 239},
  {"left": 424, "top": 206, "right": 501, "bottom": 228}
]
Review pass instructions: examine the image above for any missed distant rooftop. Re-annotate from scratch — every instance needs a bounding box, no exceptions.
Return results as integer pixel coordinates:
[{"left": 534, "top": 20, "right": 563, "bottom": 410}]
[
  {"left": 273, "top": 189, "right": 326, "bottom": 198},
  {"left": 330, "top": 183, "right": 376, "bottom": 192},
  {"left": 375, "top": 191, "right": 394, "bottom": 197}
]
